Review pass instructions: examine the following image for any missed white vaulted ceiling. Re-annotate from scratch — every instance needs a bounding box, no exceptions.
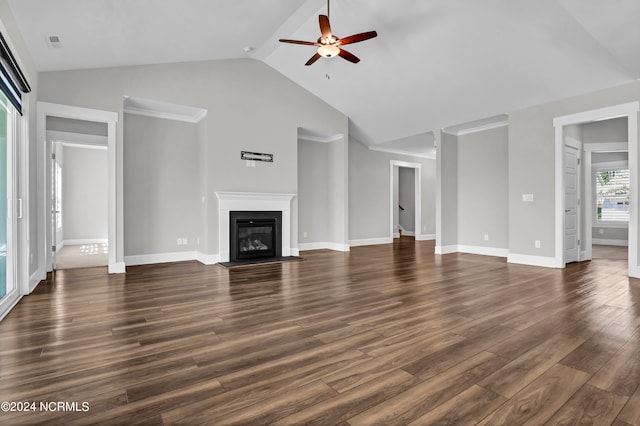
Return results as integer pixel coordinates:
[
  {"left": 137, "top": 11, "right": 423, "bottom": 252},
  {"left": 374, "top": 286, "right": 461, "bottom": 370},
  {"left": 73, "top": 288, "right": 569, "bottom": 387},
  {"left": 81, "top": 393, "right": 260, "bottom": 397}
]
[{"left": 8, "top": 0, "right": 640, "bottom": 156}]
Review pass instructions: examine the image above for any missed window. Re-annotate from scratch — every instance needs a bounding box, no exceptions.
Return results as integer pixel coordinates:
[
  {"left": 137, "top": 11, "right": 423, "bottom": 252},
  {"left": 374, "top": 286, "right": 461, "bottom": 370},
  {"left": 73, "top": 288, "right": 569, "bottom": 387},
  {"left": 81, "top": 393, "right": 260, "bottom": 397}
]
[{"left": 595, "top": 168, "right": 629, "bottom": 222}]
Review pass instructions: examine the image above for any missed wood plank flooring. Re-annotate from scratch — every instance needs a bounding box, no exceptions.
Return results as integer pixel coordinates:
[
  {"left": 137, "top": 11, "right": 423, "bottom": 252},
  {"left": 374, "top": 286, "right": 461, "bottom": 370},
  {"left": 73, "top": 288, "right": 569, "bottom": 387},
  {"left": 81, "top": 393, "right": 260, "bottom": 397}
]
[{"left": 0, "top": 237, "right": 639, "bottom": 425}]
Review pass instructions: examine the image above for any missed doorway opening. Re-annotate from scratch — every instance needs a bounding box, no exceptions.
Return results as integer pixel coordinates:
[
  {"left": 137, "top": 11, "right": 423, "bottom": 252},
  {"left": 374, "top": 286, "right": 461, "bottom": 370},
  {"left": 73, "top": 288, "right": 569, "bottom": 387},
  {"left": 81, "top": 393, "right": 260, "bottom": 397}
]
[
  {"left": 37, "top": 102, "right": 121, "bottom": 277},
  {"left": 51, "top": 137, "right": 109, "bottom": 270},
  {"left": 586, "top": 143, "right": 629, "bottom": 262},
  {"left": 554, "top": 101, "right": 639, "bottom": 276},
  {"left": 390, "top": 160, "right": 421, "bottom": 241}
]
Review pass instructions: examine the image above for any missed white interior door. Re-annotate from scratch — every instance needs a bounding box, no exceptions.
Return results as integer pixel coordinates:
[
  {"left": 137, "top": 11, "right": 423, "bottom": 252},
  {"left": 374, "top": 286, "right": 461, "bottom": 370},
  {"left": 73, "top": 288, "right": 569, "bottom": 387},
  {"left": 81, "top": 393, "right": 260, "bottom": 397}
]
[{"left": 564, "top": 141, "right": 581, "bottom": 263}]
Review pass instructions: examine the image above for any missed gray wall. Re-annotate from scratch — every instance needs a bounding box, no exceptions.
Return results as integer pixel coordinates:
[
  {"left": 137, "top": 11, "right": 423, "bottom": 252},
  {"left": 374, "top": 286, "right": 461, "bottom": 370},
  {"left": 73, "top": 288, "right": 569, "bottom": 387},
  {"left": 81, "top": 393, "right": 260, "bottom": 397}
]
[
  {"left": 398, "top": 167, "right": 415, "bottom": 232},
  {"left": 47, "top": 117, "right": 108, "bottom": 136},
  {"left": 123, "top": 113, "right": 200, "bottom": 256},
  {"left": 349, "top": 138, "right": 436, "bottom": 241},
  {"left": 439, "top": 133, "right": 458, "bottom": 247},
  {"left": 508, "top": 81, "right": 640, "bottom": 259},
  {"left": 297, "top": 139, "right": 329, "bottom": 245},
  {"left": 38, "top": 58, "right": 349, "bottom": 261},
  {"left": 62, "top": 146, "right": 108, "bottom": 241},
  {"left": 457, "top": 126, "right": 509, "bottom": 249},
  {"left": 583, "top": 116, "right": 628, "bottom": 143}
]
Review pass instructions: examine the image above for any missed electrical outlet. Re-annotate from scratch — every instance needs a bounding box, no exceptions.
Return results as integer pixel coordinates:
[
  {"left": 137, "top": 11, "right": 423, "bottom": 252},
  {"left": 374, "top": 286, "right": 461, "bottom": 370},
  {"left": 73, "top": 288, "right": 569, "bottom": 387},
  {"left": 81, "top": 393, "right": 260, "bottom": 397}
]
[
  {"left": 183, "top": 238, "right": 188, "bottom": 245},
  {"left": 534, "top": 240, "right": 541, "bottom": 248},
  {"left": 177, "top": 238, "right": 182, "bottom": 246},
  {"left": 484, "top": 234, "right": 489, "bottom": 241},
  {"left": 303, "top": 231, "right": 308, "bottom": 238},
  {"left": 599, "top": 228, "right": 604, "bottom": 235}
]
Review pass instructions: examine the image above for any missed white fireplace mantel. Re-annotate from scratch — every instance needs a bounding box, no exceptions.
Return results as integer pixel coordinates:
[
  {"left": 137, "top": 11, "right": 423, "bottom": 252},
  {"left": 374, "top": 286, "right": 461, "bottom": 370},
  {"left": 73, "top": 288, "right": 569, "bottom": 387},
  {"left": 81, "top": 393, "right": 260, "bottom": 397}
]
[{"left": 215, "top": 192, "right": 295, "bottom": 262}]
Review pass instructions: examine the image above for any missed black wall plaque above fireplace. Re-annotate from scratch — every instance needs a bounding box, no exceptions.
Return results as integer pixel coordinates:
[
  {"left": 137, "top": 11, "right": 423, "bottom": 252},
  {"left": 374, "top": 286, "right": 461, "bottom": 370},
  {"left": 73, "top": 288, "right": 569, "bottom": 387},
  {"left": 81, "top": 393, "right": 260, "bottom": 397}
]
[{"left": 229, "top": 211, "right": 282, "bottom": 263}]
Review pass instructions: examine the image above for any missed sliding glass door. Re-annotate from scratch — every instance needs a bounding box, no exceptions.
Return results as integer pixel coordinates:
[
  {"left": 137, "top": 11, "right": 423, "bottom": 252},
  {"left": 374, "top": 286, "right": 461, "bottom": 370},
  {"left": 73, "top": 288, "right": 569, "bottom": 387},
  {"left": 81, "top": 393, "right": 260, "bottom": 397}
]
[{"left": 0, "top": 90, "right": 15, "bottom": 306}]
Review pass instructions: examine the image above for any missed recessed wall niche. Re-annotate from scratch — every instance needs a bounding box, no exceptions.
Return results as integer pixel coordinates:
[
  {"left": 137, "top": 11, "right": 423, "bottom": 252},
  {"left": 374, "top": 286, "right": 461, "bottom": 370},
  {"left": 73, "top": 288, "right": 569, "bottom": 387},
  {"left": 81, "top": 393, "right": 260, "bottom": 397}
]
[{"left": 122, "top": 96, "right": 208, "bottom": 263}]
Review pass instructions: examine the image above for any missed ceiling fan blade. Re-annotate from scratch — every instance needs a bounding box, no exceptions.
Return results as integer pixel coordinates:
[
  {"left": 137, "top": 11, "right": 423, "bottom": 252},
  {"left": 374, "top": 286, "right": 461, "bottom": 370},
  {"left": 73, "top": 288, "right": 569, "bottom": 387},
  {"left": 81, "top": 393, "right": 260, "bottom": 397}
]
[
  {"left": 338, "top": 48, "right": 360, "bottom": 64},
  {"left": 319, "top": 15, "right": 332, "bottom": 39},
  {"left": 305, "top": 53, "right": 322, "bottom": 66},
  {"left": 279, "top": 39, "right": 318, "bottom": 46},
  {"left": 338, "top": 31, "right": 378, "bottom": 46}
]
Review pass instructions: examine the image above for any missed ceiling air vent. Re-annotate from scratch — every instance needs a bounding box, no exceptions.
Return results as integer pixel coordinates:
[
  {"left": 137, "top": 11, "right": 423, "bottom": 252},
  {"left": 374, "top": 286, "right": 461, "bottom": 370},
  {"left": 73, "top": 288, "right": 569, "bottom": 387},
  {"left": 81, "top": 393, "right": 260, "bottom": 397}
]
[{"left": 46, "top": 35, "right": 63, "bottom": 48}]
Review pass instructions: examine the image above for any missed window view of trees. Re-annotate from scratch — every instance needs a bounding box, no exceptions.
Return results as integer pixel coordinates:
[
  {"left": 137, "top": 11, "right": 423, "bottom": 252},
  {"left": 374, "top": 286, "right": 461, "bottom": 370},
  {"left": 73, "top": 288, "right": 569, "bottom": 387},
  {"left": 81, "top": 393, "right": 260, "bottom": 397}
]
[{"left": 596, "top": 169, "right": 629, "bottom": 222}]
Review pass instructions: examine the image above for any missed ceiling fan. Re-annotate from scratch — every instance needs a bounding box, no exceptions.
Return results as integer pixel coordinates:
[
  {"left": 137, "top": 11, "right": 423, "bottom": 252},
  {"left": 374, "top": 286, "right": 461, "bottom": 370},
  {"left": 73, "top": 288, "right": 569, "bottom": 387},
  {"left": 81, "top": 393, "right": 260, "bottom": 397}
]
[{"left": 279, "top": 0, "right": 378, "bottom": 66}]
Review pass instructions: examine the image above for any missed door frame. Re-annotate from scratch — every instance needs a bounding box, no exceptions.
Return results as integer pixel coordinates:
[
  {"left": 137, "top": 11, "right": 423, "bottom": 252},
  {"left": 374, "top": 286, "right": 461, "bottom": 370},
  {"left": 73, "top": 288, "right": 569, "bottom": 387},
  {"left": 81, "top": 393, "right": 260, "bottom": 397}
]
[
  {"left": 554, "top": 101, "right": 639, "bottom": 276},
  {"left": 37, "top": 102, "right": 122, "bottom": 284},
  {"left": 389, "top": 160, "right": 422, "bottom": 240}
]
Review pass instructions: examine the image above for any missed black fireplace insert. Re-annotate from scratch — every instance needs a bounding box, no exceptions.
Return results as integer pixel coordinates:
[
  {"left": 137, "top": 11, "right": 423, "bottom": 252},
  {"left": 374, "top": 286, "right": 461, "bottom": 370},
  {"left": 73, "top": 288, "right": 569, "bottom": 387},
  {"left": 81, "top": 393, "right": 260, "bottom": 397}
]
[{"left": 229, "top": 211, "right": 282, "bottom": 262}]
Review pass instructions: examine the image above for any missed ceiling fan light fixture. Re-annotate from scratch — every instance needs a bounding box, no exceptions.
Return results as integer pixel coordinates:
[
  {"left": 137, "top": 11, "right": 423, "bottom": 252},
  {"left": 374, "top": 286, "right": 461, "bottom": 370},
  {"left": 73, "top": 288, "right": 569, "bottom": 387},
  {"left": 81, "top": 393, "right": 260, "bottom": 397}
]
[{"left": 317, "top": 44, "right": 340, "bottom": 58}]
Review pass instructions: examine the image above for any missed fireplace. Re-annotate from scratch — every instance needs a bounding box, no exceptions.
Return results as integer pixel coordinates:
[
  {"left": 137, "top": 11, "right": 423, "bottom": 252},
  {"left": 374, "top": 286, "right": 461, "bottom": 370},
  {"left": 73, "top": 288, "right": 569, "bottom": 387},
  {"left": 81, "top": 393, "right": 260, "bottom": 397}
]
[
  {"left": 229, "top": 211, "right": 282, "bottom": 262},
  {"left": 216, "top": 192, "right": 295, "bottom": 263}
]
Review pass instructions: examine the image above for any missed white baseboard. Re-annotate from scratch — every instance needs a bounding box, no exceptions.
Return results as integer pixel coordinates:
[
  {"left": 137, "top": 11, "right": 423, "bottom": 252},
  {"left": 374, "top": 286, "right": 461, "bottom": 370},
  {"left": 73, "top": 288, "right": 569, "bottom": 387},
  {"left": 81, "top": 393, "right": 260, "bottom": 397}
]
[
  {"left": 298, "top": 242, "right": 351, "bottom": 252},
  {"left": 125, "top": 251, "right": 199, "bottom": 266},
  {"left": 507, "top": 253, "right": 562, "bottom": 268},
  {"left": 0, "top": 292, "right": 22, "bottom": 322},
  {"left": 349, "top": 237, "right": 393, "bottom": 247},
  {"left": 63, "top": 238, "right": 108, "bottom": 246},
  {"left": 435, "top": 245, "right": 458, "bottom": 254},
  {"left": 457, "top": 245, "right": 509, "bottom": 258},
  {"left": 196, "top": 252, "right": 219, "bottom": 265},
  {"left": 416, "top": 234, "right": 436, "bottom": 241},
  {"left": 29, "top": 270, "right": 43, "bottom": 293},
  {"left": 393, "top": 232, "right": 400, "bottom": 238},
  {"left": 291, "top": 248, "right": 300, "bottom": 257},
  {"left": 108, "top": 262, "right": 126, "bottom": 274},
  {"left": 593, "top": 238, "right": 628, "bottom": 247},
  {"left": 435, "top": 244, "right": 508, "bottom": 257}
]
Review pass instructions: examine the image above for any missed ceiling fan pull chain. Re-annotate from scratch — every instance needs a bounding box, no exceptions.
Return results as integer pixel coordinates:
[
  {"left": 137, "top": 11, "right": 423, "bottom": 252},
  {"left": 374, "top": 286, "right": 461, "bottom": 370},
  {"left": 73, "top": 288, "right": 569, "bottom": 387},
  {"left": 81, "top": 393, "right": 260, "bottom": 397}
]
[{"left": 327, "top": 0, "right": 330, "bottom": 20}]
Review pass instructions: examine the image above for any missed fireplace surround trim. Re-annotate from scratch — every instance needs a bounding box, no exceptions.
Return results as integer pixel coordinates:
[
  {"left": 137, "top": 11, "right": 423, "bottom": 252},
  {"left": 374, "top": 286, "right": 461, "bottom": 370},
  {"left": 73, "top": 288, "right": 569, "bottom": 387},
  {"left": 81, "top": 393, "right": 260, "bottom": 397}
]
[{"left": 215, "top": 192, "right": 295, "bottom": 263}]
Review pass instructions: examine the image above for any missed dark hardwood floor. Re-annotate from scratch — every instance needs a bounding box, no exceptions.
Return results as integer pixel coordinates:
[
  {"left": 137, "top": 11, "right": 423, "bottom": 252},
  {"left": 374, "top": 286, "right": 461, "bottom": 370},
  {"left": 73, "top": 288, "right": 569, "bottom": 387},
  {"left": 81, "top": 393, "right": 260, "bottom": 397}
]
[{"left": 1, "top": 238, "right": 639, "bottom": 425}]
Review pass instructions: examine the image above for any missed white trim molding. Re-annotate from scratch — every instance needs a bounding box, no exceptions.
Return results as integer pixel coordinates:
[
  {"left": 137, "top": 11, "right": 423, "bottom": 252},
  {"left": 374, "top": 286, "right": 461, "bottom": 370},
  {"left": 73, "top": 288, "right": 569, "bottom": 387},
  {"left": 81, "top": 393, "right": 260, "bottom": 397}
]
[
  {"left": 435, "top": 245, "right": 458, "bottom": 255},
  {"left": 457, "top": 245, "right": 509, "bottom": 258},
  {"left": 349, "top": 237, "right": 393, "bottom": 247},
  {"left": 507, "top": 253, "right": 563, "bottom": 268},
  {"left": 196, "top": 252, "right": 219, "bottom": 265},
  {"left": 434, "top": 244, "right": 508, "bottom": 258},
  {"left": 444, "top": 119, "right": 509, "bottom": 136},
  {"left": 123, "top": 96, "right": 207, "bottom": 123},
  {"left": 299, "top": 242, "right": 350, "bottom": 252},
  {"left": 215, "top": 192, "right": 296, "bottom": 263},
  {"left": 416, "top": 234, "right": 436, "bottom": 241},
  {"left": 369, "top": 145, "right": 436, "bottom": 160},
  {"left": 125, "top": 251, "right": 199, "bottom": 266}
]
